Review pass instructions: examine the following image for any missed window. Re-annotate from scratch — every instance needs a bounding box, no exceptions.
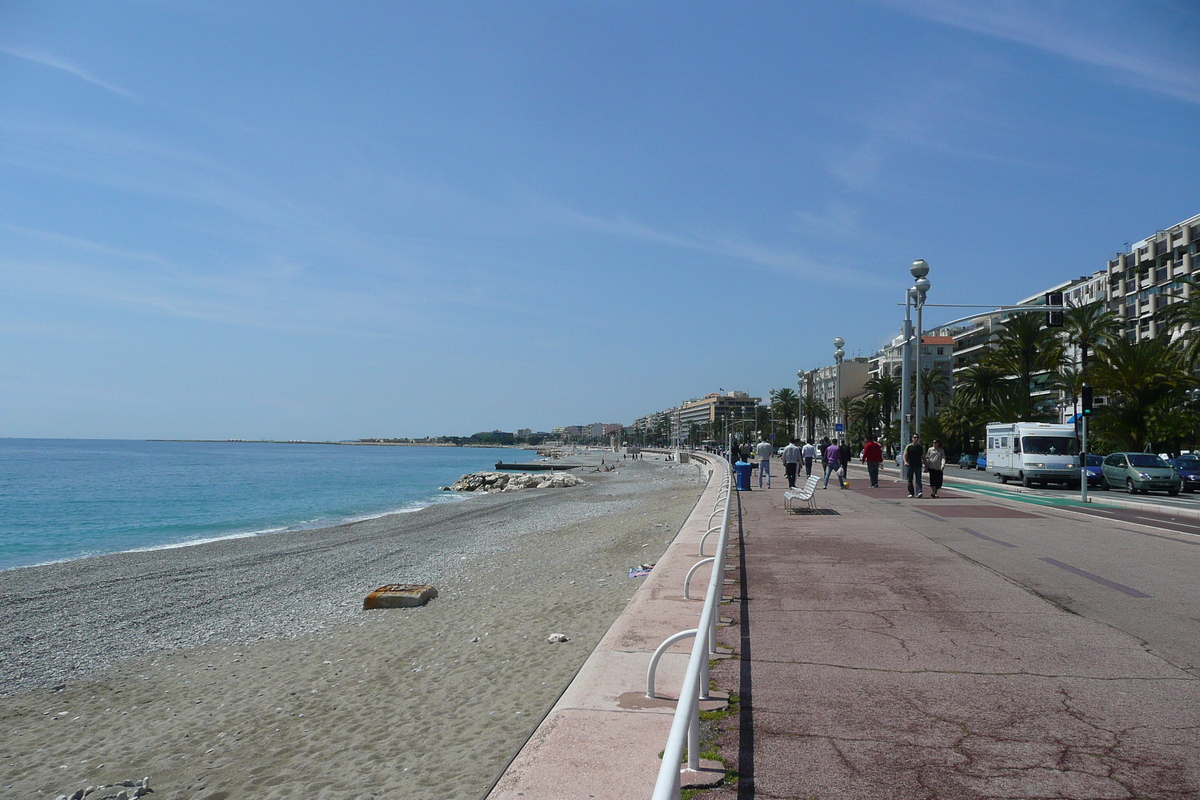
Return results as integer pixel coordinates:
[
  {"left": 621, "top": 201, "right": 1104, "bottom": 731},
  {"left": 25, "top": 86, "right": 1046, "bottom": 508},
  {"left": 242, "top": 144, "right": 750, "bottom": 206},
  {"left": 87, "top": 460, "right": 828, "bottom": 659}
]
[
  {"left": 1022, "top": 436, "right": 1078, "bottom": 456},
  {"left": 1128, "top": 454, "right": 1168, "bottom": 468}
]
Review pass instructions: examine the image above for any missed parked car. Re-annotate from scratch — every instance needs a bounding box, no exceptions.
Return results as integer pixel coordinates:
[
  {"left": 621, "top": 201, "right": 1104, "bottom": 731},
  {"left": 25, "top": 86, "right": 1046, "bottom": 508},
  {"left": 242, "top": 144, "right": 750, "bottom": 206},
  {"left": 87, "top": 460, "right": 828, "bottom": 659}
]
[
  {"left": 1100, "top": 452, "right": 1182, "bottom": 496},
  {"left": 976, "top": 454, "right": 987, "bottom": 471},
  {"left": 1169, "top": 455, "right": 1200, "bottom": 493},
  {"left": 1084, "top": 454, "right": 1105, "bottom": 488},
  {"left": 958, "top": 453, "right": 976, "bottom": 469}
]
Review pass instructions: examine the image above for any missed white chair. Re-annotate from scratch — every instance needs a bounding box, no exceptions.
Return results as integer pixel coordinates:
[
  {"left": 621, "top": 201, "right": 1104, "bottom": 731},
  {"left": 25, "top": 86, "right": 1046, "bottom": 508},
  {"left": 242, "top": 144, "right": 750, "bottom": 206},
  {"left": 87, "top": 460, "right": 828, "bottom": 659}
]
[{"left": 784, "top": 475, "right": 820, "bottom": 512}]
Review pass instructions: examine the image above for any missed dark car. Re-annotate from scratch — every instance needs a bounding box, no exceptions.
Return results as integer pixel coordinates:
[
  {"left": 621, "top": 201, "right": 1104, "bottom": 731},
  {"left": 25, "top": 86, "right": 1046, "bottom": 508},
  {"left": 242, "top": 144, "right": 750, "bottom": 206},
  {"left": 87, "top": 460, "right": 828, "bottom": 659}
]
[
  {"left": 1084, "top": 454, "right": 1105, "bottom": 488},
  {"left": 1169, "top": 455, "right": 1200, "bottom": 493},
  {"left": 958, "top": 453, "right": 976, "bottom": 469}
]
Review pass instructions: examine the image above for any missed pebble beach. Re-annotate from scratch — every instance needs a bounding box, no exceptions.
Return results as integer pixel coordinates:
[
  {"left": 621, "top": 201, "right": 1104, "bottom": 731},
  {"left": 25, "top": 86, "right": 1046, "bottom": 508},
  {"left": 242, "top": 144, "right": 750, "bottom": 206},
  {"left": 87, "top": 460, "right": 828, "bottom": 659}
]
[{"left": 0, "top": 453, "right": 705, "bottom": 800}]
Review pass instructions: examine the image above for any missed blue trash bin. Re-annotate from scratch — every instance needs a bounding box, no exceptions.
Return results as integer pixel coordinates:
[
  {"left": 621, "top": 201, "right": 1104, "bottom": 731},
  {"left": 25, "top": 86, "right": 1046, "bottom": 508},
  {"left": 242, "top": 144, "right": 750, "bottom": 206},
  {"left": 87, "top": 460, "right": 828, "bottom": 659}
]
[{"left": 735, "top": 460, "right": 753, "bottom": 491}]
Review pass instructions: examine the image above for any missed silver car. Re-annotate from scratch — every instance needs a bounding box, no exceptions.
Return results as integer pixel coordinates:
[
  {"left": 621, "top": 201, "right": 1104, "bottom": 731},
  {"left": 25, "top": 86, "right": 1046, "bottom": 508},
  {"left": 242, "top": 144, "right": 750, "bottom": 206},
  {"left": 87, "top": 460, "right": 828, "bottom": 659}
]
[{"left": 1100, "top": 452, "right": 1182, "bottom": 496}]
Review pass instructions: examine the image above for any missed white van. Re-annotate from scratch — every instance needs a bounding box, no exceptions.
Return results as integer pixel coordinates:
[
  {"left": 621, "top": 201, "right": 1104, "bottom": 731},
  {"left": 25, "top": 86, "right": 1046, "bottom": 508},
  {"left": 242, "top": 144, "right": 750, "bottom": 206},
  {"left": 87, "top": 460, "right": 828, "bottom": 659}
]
[{"left": 985, "top": 422, "right": 1080, "bottom": 488}]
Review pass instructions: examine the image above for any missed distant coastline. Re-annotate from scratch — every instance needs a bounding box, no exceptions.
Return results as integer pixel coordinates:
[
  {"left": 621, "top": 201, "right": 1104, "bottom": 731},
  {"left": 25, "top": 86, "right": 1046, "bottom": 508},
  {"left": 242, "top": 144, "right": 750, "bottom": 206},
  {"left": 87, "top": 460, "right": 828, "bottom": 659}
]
[{"left": 144, "top": 439, "right": 523, "bottom": 447}]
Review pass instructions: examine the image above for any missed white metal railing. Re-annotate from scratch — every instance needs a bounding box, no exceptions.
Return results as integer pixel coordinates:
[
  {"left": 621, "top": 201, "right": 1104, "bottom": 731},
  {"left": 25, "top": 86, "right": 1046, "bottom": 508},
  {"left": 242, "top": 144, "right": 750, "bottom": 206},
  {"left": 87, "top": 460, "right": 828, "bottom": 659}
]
[{"left": 649, "top": 455, "right": 733, "bottom": 799}]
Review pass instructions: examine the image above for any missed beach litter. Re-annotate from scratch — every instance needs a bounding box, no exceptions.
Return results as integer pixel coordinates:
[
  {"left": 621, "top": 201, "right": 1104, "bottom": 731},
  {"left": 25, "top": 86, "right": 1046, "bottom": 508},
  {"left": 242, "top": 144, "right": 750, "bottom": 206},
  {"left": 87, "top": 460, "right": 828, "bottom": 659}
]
[
  {"left": 546, "top": 633, "right": 569, "bottom": 643},
  {"left": 363, "top": 584, "right": 438, "bottom": 609},
  {"left": 628, "top": 563, "right": 655, "bottom": 578}
]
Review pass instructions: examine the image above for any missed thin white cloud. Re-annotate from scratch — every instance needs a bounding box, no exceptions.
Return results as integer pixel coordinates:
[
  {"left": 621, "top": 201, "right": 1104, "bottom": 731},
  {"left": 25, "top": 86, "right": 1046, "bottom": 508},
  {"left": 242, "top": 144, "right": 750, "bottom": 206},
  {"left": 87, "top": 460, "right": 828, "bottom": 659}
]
[
  {"left": 0, "top": 45, "right": 140, "bottom": 101},
  {"left": 556, "top": 207, "right": 878, "bottom": 289},
  {"left": 882, "top": 0, "right": 1200, "bottom": 106}
]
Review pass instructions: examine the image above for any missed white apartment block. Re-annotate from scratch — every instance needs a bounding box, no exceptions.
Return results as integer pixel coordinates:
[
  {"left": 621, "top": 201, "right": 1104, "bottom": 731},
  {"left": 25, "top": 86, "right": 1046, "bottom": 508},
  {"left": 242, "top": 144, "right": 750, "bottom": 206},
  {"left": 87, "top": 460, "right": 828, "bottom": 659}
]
[
  {"left": 802, "top": 359, "right": 869, "bottom": 441},
  {"left": 1106, "top": 213, "right": 1200, "bottom": 342}
]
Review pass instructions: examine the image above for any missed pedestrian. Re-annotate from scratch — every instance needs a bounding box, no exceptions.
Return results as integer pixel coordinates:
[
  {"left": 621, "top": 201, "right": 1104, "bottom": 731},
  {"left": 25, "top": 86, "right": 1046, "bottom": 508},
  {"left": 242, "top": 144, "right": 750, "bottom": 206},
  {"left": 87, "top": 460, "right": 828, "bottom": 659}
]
[
  {"left": 823, "top": 440, "right": 844, "bottom": 489},
  {"left": 818, "top": 437, "right": 830, "bottom": 476},
  {"left": 781, "top": 438, "right": 802, "bottom": 488},
  {"left": 838, "top": 439, "right": 851, "bottom": 488},
  {"left": 904, "top": 433, "right": 924, "bottom": 498},
  {"left": 925, "top": 438, "right": 947, "bottom": 498},
  {"left": 755, "top": 436, "right": 774, "bottom": 488},
  {"left": 801, "top": 439, "right": 817, "bottom": 477},
  {"left": 862, "top": 435, "right": 883, "bottom": 488}
]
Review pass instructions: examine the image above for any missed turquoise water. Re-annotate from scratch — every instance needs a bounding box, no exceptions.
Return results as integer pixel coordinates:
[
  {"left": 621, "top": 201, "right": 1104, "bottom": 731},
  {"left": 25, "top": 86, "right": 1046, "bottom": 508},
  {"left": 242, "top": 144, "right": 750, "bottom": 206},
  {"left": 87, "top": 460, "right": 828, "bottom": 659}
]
[{"left": 0, "top": 439, "right": 533, "bottom": 571}]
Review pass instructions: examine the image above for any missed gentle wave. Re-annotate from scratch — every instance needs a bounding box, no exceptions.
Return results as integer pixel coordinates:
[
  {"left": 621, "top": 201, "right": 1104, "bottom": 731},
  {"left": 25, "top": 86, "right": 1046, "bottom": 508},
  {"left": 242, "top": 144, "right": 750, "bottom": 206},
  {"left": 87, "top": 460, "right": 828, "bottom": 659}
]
[{"left": 0, "top": 440, "right": 531, "bottom": 572}]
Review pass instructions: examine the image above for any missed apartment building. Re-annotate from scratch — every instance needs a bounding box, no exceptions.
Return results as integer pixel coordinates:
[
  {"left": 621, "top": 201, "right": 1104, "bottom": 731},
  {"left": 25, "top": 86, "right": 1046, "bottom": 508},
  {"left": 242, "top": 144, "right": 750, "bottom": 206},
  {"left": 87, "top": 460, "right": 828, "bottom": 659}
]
[
  {"left": 802, "top": 359, "right": 870, "bottom": 441},
  {"left": 1106, "top": 213, "right": 1200, "bottom": 342}
]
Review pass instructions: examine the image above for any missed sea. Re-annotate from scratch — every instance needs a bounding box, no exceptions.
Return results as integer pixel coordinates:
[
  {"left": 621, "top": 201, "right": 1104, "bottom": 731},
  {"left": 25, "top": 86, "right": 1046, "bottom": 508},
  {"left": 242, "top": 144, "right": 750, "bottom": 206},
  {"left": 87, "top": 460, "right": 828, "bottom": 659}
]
[{"left": 0, "top": 439, "right": 534, "bottom": 572}]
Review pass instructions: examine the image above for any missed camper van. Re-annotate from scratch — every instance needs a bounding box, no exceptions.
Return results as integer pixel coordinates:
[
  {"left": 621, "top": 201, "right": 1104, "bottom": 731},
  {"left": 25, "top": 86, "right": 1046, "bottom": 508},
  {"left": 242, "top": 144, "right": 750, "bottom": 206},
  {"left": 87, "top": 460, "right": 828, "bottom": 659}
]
[{"left": 985, "top": 422, "right": 1080, "bottom": 488}]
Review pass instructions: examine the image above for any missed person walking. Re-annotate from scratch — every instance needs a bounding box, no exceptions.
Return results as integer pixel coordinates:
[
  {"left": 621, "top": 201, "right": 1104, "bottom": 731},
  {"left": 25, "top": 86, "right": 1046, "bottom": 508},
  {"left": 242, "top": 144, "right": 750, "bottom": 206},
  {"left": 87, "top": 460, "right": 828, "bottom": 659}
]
[
  {"left": 823, "top": 441, "right": 843, "bottom": 489},
  {"left": 801, "top": 439, "right": 817, "bottom": 477},
  {"left": 755, "top": 437, "right": 774, "bottom": 488},
  {"left": 862, "top": 435, "right": 883, "bottom": 488},
  {"left": 838, "top": 439, "right": 851, "bottom": 488},
  {"left": 925, "top": 438, "right": 947, "bottom": 498},
  {"left": 904, "top": 433, "right": 924, "bottom": 498},
  {"left": 781, "top": 438, "right": 802, "bottom": 488}
]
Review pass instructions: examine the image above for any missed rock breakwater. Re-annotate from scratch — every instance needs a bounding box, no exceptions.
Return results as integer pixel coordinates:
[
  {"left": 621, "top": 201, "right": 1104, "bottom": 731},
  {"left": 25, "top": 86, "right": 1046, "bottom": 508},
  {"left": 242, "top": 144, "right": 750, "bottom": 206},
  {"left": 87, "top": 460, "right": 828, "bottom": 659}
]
[{"left": 443, "top": 471, "right": 584, "bottom": 492}]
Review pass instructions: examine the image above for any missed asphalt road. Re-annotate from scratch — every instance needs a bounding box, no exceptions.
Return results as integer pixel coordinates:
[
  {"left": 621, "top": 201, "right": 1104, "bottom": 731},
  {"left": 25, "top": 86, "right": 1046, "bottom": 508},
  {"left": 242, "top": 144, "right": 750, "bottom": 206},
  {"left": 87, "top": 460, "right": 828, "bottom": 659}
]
[
  {"left": 867, "top": 462, "right": 1200, "bottom": 677},
  {"left": 882, "top": 458, "right": 1200, "bottom": 511}
]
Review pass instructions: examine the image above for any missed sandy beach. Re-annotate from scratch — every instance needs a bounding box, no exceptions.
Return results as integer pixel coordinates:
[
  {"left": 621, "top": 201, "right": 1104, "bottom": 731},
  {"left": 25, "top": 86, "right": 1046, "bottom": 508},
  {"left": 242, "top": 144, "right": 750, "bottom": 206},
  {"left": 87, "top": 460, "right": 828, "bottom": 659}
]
[{"left": 0, "top": 453, "right": 705, "bottom": 800}]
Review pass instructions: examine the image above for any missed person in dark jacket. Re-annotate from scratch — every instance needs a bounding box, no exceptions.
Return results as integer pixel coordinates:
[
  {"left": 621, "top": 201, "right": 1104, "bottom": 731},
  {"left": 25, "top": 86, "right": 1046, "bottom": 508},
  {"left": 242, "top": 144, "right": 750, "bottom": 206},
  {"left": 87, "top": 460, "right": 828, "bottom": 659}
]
[{"left": 904, "top": 433, "right": 924, "bottom": 497}]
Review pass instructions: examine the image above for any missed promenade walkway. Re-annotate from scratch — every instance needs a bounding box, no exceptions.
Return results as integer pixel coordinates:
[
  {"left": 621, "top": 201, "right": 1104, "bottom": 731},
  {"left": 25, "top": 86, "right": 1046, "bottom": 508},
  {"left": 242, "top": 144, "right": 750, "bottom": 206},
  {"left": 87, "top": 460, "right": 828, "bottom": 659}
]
[{"left": 707, "top": 468, "right": 1200, "bottom": 799}]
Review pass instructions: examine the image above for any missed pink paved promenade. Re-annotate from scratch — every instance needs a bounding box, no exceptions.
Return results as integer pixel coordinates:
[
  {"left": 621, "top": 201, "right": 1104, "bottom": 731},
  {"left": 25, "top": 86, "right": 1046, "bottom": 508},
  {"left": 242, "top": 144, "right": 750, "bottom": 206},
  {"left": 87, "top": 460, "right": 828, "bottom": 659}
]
[
  {"left": 706, "top": 468, "right": 1200, "bottom": 799},
  {"left": 491, "top": 458, "right": 1200, "bottom": 799}
]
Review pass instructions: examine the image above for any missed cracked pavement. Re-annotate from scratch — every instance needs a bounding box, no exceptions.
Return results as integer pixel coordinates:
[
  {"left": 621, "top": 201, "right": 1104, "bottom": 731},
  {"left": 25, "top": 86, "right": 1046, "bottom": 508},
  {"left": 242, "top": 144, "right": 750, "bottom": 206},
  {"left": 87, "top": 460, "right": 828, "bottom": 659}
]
[{"left": 706, "top": 477, "right": 1200, "bottom": 799}]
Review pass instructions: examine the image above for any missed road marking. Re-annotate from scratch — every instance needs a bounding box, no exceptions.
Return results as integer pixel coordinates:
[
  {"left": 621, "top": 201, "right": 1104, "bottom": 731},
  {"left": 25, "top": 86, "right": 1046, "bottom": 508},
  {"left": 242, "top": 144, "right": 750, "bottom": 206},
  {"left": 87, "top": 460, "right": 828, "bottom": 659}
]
[
  {"left": 1039, "top": 558, "right": 1152, "bottom": 598},
  {"left": 960, "top": 527, "right": 1018, "bottom": 548}
]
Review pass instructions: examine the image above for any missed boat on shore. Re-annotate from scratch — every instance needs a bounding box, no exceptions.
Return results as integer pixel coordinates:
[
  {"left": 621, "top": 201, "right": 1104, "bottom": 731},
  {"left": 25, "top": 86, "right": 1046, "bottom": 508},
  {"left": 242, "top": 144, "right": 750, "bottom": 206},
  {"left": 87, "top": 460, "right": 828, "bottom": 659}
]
[{"left": 495, "top": 461, "right": 578, "bottom": 472}]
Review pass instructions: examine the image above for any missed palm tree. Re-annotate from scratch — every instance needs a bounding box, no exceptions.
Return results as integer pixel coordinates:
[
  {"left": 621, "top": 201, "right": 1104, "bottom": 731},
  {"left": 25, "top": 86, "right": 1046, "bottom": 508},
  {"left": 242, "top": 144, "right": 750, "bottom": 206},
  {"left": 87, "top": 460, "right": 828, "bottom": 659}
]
[
  {"left": 1089, "top": 335, "right": 1190, "bottom": 451},
  {"left": 1046, "top": 364, "right": 1084, "bottom": 418},
  {"left": 849, "top": 394, "right": 880, "bottom": 442},
  {"left": 952, "top": 363, "right": 1007, "bottom": 415},
  {"left": 770, "top": 388, "right": 798, "bottom": 439},
  {"left": 938, "top": 393, "right": 984, "bottom": 456},
  {"left": 916, "top": 366, "right": 950, "bottom": 417},
  {"left": 799, "top": 394, "right": 830, "bottom": 442},
  {"left": 862, "top": 375, "right": 900, "bottom": 453},
  {"left": 839, "top": 396, "right": 855, "bottom": 441},
  {"left": 1063, "top": 300, "right": 1121, "bottom": 376},
  {"left": 986, "top": 313, "right": 1065, "bottom": 420}
]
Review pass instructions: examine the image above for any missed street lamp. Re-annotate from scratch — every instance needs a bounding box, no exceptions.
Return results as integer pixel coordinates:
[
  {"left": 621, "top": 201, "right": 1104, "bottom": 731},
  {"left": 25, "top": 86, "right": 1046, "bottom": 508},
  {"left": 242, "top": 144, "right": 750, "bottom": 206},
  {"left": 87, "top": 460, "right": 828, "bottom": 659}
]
[
  {"left": 833, "top": 337, "right": 845, "bottom": 443},
  {"left": 911, "top": 260, "right": 931, "bottom": 438},
  {"left": 796, "top": 369, "right": 805, "bottom": 440},
  {"left": 900, "top": 260, "right": 931, "bottom": 446}
]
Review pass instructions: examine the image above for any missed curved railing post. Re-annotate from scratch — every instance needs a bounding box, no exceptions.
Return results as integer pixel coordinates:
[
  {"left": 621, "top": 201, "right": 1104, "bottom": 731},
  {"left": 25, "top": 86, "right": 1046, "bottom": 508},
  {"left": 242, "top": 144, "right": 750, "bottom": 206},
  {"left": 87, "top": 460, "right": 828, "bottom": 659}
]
[
  {"left": 698, "top": 525, "right": 722, "bottom": 556},
  {"left": 683, "top": 556, "right": 714, "bottom": 599},
  {"left": 646, "top": 629, "right": 698, "bottom": 698}
]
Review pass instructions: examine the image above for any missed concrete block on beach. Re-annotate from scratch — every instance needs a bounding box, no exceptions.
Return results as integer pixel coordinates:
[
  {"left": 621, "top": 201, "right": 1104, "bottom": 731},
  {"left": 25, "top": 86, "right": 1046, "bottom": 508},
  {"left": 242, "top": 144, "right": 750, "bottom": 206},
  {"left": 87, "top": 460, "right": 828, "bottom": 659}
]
[{"left": 362, "top": 584, "right": 438, "bottom": 609}]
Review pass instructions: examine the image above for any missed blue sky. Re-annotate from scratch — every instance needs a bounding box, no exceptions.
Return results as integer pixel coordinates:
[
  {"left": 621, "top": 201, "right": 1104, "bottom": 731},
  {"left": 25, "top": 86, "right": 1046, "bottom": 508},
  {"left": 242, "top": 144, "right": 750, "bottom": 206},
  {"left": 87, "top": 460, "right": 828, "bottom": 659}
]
[{"left": 1, "top": 1, "right": 1197, "bottom": 439}]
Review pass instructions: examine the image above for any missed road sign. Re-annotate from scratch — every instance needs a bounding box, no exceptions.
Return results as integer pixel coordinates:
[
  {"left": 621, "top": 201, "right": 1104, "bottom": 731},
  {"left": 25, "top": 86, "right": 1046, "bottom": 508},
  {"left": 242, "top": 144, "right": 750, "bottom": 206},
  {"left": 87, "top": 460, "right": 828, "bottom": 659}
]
[{"left": 834, "top": 423, "right": 844, "bottom": 432}]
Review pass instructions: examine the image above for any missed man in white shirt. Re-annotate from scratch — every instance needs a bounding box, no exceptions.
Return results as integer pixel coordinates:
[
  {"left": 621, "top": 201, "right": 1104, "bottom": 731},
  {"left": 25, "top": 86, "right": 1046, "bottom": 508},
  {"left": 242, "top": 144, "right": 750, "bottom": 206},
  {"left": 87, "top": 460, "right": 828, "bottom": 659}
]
[
  {"left": 755, "top": 437, "right": 774, "bottom": 488},
  {"left": 780, "top": 438, "right": 802, "bottom": 488},
  {"left": 801, "top": 440, "right": 818, "bottom": 477}
]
